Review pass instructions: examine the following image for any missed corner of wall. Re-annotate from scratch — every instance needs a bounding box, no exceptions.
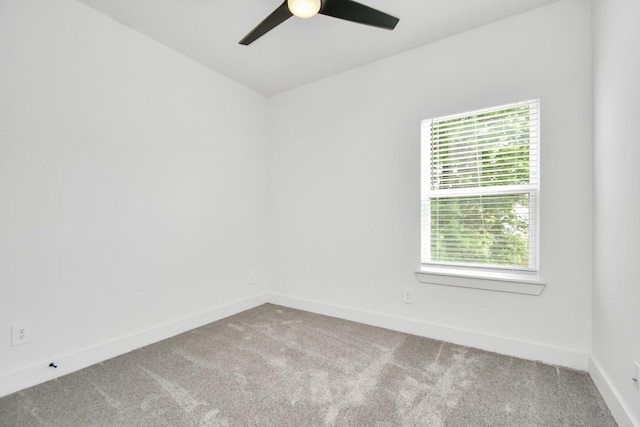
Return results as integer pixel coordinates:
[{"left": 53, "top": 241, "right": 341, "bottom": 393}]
[{"left": 589, "top": 356, "right": 640, "bottom": 427}]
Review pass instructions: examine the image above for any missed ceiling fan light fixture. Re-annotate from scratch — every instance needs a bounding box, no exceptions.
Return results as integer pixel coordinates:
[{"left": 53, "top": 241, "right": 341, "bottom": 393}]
[{"left": 288, "top": 0, "right": 321, "bottom": 18}]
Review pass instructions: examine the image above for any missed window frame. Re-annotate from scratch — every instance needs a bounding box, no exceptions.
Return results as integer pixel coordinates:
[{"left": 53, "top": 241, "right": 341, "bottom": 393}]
[{"left": 416, "top": 99, "right": 545, "bottom": 295}]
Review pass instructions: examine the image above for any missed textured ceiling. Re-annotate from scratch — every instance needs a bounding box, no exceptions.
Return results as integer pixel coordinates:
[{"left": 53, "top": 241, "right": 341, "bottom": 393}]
[{"left": 77, "top": 0, "right": 561, "bottom": 96}]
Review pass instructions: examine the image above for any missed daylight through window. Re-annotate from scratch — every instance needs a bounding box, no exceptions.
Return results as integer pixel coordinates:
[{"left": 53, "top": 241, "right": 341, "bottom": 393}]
[{"left": 421, "top": 100, "right": 540, "bottom": 272}]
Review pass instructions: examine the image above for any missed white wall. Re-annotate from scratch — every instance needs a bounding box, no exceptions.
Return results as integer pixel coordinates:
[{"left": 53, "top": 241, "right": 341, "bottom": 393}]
[
  {"left": 591, "top": 0, "right": 640, "bottom": 425},
  {"left": 0, "top": 0, "right": 269, "bottom": 396},
  {"left": 268, "top": 0, "right": 593, "bottom": 369}
]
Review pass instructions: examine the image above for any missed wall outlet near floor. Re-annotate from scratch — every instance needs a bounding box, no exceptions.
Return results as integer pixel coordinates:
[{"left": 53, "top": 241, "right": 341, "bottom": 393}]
[
  {"left": 403, "top": 288, "right": 413, "bottom": 304},
  {"left": 12, "top": 322, "right": 31, "bottom": 346},
  {"left": 249, "top": 273, "right": 257, "bottom": 286},
  {"left": 634, "top": 360, "right": 640, "bottom": 391}
]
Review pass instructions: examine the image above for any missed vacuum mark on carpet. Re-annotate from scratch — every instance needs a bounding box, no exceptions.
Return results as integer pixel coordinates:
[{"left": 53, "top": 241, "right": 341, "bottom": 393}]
[
  {"left": 17, "top": 392, "right": 47, "bottom": 427},
  {"left": 200, "top": 409, "right": 230, "bottom": 427},
  {"left": 227, "top": 323, "right": 245, "bottom": 332},
  {"left": 140, "top": 366, "right": 206, "bottom": 414},
  {"left": 91, "top": 382, "right": 123, "bottom": 412},
  {"left": 324, "top": 336, "right": 404, "bottom": 426},
  {"left": 428, "top": 342, "right": 445, "bottom": 373},
  {"left": 398, "top": 345, "right": 477, "bottom": 425}
]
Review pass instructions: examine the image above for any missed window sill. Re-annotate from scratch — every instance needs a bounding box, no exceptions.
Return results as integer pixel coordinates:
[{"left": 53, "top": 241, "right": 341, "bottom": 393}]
[{"left": 415, "top": 266, "right": 546, "bottom": 295}]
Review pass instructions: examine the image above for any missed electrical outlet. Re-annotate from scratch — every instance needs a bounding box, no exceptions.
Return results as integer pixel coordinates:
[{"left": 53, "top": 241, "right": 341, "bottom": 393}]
[
  {"left": 249, "top": 273, "right": 257, "bottom": 286},
  {"left": 403, "top": 288, "right": 413, "bottom": 304},
  {"left": 634, "top": 360, "right": 640, "bottom": 391},
  {"left": 12, "top": 322, "right": 31, "bottom": 346}
]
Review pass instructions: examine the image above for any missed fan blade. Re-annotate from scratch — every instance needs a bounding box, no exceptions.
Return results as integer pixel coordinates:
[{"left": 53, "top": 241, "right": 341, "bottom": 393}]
[
  {"left": 320, "top": 0, "right": 399, "bottom": 30},
  {"left": 239, "top": 1, "right": 293, "bottom": 45}
]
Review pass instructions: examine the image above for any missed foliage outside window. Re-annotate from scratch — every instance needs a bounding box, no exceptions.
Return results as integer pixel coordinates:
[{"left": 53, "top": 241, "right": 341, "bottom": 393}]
[{"left": 421, "top": 100, "right": 539, "bottom": 272}]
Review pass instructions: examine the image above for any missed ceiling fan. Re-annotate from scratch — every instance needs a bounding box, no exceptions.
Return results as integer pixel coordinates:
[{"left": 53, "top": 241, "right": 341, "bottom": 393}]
[{"left": 239, "top": 0, "right": 399, "bottom": 45}]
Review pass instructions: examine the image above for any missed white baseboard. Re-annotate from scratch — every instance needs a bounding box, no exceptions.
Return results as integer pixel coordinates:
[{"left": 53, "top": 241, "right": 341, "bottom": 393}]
[
  {"left": 268, "top": 293, "right": 590, "bottom": 370},
  {"left": 0, "top": 293, "right": 269, "bottom": 399},
  {"left": 589, "top": 356, "right": 640, "bottom": 427},
  {"left": 0, "top": 291, "right": 598, "bottom": 402}
]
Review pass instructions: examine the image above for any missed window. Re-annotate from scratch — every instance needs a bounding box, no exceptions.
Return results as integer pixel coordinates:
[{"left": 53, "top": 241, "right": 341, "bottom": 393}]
[{"left": 417, "top": 100, "right": 543, "bottom": 294}]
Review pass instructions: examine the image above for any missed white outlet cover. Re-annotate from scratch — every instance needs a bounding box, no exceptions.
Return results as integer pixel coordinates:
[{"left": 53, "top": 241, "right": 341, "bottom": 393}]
[
  {"left": 403, "top": 288, "right": 413, "bottom": 304},
  {"left": 11, "top": 322, "right": 31, "bottom": 346}
]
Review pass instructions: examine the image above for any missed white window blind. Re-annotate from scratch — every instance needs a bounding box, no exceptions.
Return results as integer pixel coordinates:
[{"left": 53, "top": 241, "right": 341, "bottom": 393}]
[{"left": 421, "top": 99, "right": 540, "bottom": 272}]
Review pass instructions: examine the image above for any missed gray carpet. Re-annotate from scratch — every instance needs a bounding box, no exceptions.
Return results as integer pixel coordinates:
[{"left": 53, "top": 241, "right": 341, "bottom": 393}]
[{"left": 0, "top": 304, "right": 616, "bottom": 426}]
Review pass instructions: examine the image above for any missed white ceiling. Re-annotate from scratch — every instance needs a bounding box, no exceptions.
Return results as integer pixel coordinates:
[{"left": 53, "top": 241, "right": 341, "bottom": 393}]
[{"left": 77, "top": 0, "right": 561, "bottom": 96}]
